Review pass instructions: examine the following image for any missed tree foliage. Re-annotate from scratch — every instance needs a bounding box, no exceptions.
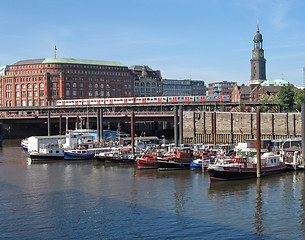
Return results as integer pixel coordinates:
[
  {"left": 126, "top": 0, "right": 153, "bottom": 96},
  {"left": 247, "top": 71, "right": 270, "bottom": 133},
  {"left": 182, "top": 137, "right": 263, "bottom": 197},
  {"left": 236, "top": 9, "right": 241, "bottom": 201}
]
[{"left": 276, "top": 85, "right": 295, "bottom": 112}]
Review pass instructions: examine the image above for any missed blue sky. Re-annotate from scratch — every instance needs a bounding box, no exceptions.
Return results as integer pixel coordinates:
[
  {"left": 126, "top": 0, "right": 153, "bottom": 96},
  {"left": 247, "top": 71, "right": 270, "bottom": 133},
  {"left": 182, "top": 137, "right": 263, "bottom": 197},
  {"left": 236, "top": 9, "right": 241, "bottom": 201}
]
[{"left": 1, "top": 0, "right": 305, "bottom": 87}]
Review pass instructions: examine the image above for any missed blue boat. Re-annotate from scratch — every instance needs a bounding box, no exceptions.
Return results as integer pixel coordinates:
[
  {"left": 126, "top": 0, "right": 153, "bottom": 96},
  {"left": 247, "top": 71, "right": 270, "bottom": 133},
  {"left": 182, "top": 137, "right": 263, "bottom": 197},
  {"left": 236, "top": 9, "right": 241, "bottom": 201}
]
[
  {"left": 21, "top": 138, "right": 28, "bottom": 152},
  {"left": 64, "top": 149, "right": 95, "bottom": 160},
  {"left": 64, "top": 144, "right": 96, "bottom": 160}
]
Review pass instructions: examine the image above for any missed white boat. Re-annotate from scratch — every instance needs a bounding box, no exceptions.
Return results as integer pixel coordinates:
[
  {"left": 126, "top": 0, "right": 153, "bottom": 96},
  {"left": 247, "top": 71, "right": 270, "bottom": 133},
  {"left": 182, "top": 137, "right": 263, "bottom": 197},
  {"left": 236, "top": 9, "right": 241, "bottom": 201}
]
[{"left": 30, "top": 144, "right": 65, "bottom": 161}]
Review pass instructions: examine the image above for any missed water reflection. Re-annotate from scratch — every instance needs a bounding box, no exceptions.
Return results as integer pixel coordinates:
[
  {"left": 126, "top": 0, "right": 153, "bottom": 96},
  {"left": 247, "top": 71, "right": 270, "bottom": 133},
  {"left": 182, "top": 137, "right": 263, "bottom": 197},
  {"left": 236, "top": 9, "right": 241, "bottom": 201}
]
[{"left": 254, "top": 178, "right": 264, "bottom": 236}]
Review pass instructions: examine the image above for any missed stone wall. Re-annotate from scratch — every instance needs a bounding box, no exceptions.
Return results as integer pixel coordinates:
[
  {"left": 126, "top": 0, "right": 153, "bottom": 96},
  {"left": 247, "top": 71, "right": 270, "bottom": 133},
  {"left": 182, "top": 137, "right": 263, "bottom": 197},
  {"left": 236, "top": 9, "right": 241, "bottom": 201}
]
[{"left": 183, "top": 111, "right": 302, "bottom": 144}]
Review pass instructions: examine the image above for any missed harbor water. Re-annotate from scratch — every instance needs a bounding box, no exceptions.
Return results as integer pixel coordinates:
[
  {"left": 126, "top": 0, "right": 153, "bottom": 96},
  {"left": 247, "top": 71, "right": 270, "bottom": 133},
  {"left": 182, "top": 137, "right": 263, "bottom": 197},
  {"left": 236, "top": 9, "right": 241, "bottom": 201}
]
[{"left": 0, "top": 140, "right": 305, "bottom": 239}]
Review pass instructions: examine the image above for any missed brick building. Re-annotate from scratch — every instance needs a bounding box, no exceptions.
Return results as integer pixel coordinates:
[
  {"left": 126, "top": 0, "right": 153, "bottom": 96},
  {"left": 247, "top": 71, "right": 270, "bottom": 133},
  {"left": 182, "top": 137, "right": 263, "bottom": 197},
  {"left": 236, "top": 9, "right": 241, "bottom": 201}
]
[
  {"left": 1, "top": 58, "right": 133, "bottom": 107},
  {"left": 231, "top": 83, "right": 282, "bottom": 103}
]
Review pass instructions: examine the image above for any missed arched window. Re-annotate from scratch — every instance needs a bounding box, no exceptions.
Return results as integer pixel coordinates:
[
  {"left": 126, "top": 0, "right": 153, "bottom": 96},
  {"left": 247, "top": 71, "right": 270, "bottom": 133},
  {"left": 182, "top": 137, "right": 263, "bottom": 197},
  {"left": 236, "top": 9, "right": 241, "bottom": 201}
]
[
  {"left": 94, "top": 84, "right": 98, "bottom": 88},
  {"left": 89, "top": 83, "right": 92, "bottom": 88},
  {"left": 73, "top": 83, "right": 77, "bottom": 88},
  {"left": 21, "top": 84, "right": 26, "bottom": 89},
  {"left": 100, "top": 84, "right": 104, "bottom": 89},
  {"left": 39, "top": 83, "right": 44, "bottom": 88},
  {"left": 16, "top": 84, "right": 20, "bottom": 90},
  {"left": 33, "top": 83, "right": 37, "bottom": 89},
  {"left": 27, "top": 83, "right": 32, "bottom": 89}
]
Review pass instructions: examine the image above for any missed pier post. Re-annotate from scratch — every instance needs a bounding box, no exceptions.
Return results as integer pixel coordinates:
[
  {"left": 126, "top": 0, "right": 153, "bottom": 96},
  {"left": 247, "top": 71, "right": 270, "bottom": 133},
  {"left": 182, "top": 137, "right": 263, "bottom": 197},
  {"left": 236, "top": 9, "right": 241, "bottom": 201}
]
[
  {"left": 100, "top": 108, "right": 103, "bottom": 141},
  {"left": 47, "top": 110, "right": 51, "bottom": 136},
  {"left": 256, "top": 108, "right": 261, "bottom": 178},
  {"left": 179, "top": 105, "right": 183, "bottom": 146},
  {"left": 213, "top": 111, "right": 216, "bottom": 148},
  {"left": 301, "top": 103, "right": 305, "bottom": 165},
  {"left": 174, "top": 105, "right": 178, "bottom": 147},
  {"left": 97, "top": 108, "right": 100, "bottom": 142},
  {"left": 76, "top": 114, "right": 79, "bottom": 130},
  {"left": 66, "top": 116, "right": 68, "bottom": 133},
  {"left": 59, "top": 113, "right": 62, "bottom": 135},
  {"left": 131, "top": 111, "right": 135, "bottom": 155}
]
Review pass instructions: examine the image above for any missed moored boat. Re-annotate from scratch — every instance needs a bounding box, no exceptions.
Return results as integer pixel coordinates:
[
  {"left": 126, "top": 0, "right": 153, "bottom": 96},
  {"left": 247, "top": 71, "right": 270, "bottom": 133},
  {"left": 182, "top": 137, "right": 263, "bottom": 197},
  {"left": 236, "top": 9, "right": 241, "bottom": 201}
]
[
  {"left": 208, "top": 152, "right": 287, "bottom": 181},
  {"left": 136, "top": 150, "right": 162, "bottom": 169},
  {"left": 30, "top": 144, "right": 65, "bottom": 161},
  {"left": 157, "top": 147, "right": 193, "bottom": 171},
  {"left": 64, "top": 144, "right": 96, "bottom": 160},
  {"left": 21, "top": 138, "right": 29, "bottom": 152}
]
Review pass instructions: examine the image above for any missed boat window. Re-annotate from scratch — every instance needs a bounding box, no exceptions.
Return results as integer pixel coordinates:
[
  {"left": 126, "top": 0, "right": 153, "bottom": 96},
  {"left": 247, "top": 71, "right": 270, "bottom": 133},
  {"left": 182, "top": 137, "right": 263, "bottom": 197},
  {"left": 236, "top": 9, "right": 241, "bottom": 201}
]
[
  {"left": 56, "top": 151, "right": 59, "bottom": 153},
  {"left": 49, "top": 150, "right": 52, "bottom": 153}
]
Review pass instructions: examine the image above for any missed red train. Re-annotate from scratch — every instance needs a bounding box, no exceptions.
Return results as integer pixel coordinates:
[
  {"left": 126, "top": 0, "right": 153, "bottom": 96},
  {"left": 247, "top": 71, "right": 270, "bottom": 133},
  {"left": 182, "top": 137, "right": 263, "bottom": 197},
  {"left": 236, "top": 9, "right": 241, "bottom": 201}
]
[{"left": 56, "top": 95, "right": 231, "bottom": 106}]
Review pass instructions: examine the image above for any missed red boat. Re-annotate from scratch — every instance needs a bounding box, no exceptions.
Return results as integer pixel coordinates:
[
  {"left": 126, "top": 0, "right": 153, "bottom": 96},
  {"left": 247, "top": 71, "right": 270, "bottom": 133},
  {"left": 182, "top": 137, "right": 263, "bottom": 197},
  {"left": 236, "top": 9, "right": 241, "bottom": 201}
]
[
  {"left": 136, "top": 154, "right": 158, "bottom": 169},
  {"left": 136, "top": 150, "right": 162, "bottom": 170}
]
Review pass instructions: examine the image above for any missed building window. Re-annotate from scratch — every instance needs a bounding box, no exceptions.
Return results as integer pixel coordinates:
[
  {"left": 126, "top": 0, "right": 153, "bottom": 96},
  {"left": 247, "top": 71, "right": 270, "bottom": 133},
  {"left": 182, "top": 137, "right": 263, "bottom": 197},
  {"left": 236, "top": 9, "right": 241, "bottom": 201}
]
[
  {"left": 28, "top": 91, "right": 32, "bottom": 97},
  {"left": 66, "top": 90, "right": 70, "bottom": 96},
  {"left": 27, "top": 83, "right": 32, "bottom": 89},
  {"left": 89, "top": 91, "right": 92, "bottom": 96},
  {"left": 16, "top": 84, "right": 20, "bottom": 90},
  {"left": 33, "top": 83, "right": 37, "bottom": 89},
  {"left": 40, "top": 91, "right": 44, "bottom": 97},
  {"left": 66, "top": 83, "right": 70, "bottom": 88},
  {"left": 73, "top": 90, "right": 77, "bottom": 96},
  {"left": 22, "top": 91, "right": 26, "bottom": 97},
  {"left": 40, "top": 100, "right": 44, "bottom": 106},
  {"left": 95, "top": 90, "right": 99, "bottom": 96},
  {"left": 16, "top": 92, "right": 20, "bottom": 98},
  {"left": 73, "top": 83, "right": 77, "bottom": 88},
  {"left": 34, "top": 91, "right": 38, "bottom": 97},
  {"left": 79, "top": 83, "right": 84, "bottom": 88},
  {"left": 39, "top": 83, "right": 44, "bottom": 88}
]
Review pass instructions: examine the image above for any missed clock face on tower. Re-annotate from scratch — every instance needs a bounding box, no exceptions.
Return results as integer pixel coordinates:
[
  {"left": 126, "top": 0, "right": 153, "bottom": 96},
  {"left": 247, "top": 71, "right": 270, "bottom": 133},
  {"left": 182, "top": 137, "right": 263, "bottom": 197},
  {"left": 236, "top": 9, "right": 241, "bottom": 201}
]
[
  {"left": 260, "top": 52, "right": 264, "bottom": 57},
  {"left": 253, "top": 52, "right": 257, "bottom": 57}
]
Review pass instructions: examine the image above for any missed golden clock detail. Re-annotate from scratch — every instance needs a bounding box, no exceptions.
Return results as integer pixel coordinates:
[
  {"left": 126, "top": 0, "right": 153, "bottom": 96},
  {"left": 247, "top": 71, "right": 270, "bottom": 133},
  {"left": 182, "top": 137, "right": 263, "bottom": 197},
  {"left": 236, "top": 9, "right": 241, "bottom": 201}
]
[
  {"left": 252, "top": 52, "right": 257, "bottom": 57},
  {"left": 259, "top": 52, "right": 264, "bottom": 57}
]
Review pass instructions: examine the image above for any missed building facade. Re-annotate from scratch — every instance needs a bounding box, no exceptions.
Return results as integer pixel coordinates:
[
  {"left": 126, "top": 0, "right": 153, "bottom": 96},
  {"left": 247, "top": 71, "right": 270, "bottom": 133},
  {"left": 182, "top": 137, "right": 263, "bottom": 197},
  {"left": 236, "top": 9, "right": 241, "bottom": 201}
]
[
  {"left": 1, "top": 58, "right": 133, "bottom": 107},
  {"left": 162, "top": 79, "right": 206, "bottom": 96},
  {"left": 206, "top": 81, "right": 236, "bottom": 96},
  {"left": 129, "top": 65, "right": 162, "bottom": 97}
]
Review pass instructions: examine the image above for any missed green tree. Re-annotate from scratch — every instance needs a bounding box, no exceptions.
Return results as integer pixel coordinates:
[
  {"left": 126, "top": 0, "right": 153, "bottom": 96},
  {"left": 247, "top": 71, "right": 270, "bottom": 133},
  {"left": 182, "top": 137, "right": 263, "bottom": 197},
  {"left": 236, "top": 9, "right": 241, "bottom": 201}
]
[
  {"left": 293, "top": 88, "right": 305, "bottom": 112},
  {"left": 258, "top": 94, "right": 280, "bottom": 112},
  {"left": 277, "top": 85, "right": 295, "bottom": 112}
]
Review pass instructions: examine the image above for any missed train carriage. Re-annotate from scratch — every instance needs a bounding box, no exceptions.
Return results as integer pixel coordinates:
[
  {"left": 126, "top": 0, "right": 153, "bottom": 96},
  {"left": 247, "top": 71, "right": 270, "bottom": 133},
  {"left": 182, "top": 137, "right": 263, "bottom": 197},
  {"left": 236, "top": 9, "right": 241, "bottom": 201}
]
[{"left": 56, "top": 95, "right": 230, "bottom": 106}]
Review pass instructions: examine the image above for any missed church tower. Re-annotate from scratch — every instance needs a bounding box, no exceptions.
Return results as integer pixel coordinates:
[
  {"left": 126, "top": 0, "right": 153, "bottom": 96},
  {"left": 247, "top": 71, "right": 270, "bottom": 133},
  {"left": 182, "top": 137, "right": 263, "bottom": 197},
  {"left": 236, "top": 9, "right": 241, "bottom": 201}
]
[{"left": 249, "top": 24, "right": 266, "bottom": 85}]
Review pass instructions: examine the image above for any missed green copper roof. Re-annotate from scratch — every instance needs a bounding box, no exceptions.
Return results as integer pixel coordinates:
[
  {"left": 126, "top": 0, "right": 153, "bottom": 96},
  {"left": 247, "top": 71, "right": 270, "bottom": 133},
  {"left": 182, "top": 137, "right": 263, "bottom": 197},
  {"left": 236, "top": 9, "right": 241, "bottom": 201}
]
[
  {"left": 42, "top": 58, "right": 126, "bottom": 67},
  {"left": 261, "top": 78, "right": 289, "bottom": 86}
]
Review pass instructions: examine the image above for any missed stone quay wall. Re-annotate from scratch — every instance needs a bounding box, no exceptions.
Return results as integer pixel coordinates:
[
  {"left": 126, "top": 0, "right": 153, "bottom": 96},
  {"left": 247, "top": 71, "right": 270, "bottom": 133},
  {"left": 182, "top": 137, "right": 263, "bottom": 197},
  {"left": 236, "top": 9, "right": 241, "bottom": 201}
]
[{"left": 183, "top": 111, "right": 302, "bottom": 145}]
